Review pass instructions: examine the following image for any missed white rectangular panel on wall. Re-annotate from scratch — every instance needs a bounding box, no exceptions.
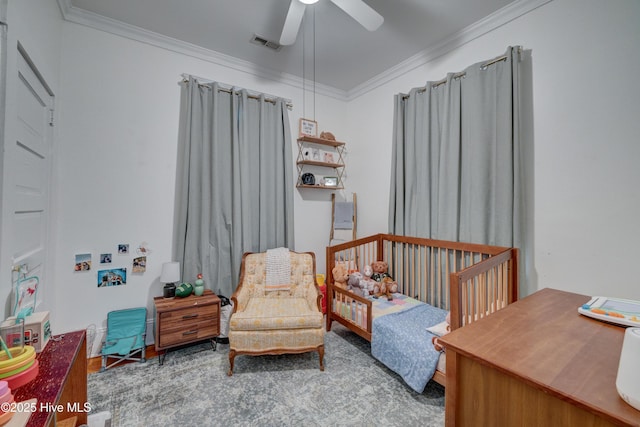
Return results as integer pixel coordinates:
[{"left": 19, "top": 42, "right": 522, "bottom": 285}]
[{"left": 0, "top": 47, "right": 53, "bottom": 314}]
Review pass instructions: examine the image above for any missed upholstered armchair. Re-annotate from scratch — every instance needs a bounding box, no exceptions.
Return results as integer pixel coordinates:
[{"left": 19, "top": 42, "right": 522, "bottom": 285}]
[{"left": 227, "top": 249, "right": 325, "bottom": 375}]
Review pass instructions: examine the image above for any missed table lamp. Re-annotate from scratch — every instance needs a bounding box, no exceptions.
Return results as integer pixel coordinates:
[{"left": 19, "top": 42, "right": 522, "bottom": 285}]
[{"left": 160, "top": 262, "right": 180, "bottom": 298}]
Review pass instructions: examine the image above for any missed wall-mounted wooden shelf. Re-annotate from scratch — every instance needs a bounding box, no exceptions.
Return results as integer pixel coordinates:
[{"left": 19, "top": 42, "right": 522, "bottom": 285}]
[
  {"left": 296, "top": 136, "right": 346, "bottom": 189},
  {"left": 297, "top": 184, "right": 344, "bottom": 190},
  {"left": 297, "top": 160, "right": 345, "bottom": 168},
  {"left": 298, "top": 135, "right": 346, "bottom": 148}
]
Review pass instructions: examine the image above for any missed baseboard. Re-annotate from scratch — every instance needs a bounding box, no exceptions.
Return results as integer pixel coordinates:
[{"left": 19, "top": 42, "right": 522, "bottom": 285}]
[{"left": 87, "top": 337, "right": 228, "bottom": 373}]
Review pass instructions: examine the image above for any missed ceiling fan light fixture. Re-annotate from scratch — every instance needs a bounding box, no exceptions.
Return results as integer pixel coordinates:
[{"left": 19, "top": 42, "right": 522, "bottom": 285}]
[{"left": 281, "top": 0, "right": 384, "bottom": 46}]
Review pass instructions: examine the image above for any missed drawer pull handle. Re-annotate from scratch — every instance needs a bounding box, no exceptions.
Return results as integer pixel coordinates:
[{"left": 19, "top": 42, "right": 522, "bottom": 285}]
[
  {"left": 182, "top": 314, "right": 198, "bottom": 320},
  {"left": 183, "top": 330, "right": 198, "bottom": 336}
]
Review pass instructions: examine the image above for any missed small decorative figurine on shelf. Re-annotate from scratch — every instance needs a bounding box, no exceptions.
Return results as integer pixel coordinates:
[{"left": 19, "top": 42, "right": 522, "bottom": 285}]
[
  {"left": 320, "top": 131, "right": 336, "bottom": 141},
  {"left": 194, "top": 273, "right": 205, "bottom": 296}
]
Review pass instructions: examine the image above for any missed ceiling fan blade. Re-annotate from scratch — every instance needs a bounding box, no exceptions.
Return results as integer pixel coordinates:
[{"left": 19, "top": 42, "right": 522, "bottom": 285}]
[
  {"left": 330, "top": 0, "right": 384, "bottom": 31},
  {"left": 280, "top": 0, "right": 306, "bottom": 45}
]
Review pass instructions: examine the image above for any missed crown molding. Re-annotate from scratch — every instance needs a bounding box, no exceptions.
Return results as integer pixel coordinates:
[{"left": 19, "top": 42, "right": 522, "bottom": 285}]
[
  {"left": 57, "top": 0, "right": 550, "bottom": 103},
  {"left": 346, "top": 0, "right": 552, "bottom": 100},
  {"left": 56, "top": 0, "right": 348, "bottom": 102}
]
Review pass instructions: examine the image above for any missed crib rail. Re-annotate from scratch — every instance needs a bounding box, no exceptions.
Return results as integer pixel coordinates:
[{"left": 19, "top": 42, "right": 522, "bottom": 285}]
[
  {"left": 330, "top": 286, "right": 372, "bottom": 341},
  {"left": 326, "top": 234, "right": 518, "bottom": 336},
  {"left": 326, "top": 234, "right": 381, "bottom": 274},
  {"left": 450, "top": 248, "right": 519, "bottom": 330}
]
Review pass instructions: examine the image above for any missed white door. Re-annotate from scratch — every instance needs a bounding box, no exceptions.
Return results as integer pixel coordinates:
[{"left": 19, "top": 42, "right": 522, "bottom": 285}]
[{"left": 0, "top": 47, "right": 54, "bottom": 316}]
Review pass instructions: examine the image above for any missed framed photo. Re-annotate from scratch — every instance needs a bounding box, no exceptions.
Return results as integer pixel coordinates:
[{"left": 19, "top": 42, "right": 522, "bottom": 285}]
[
  {"left": 299, "top": 118, "right": 318, "bottom": 137},
  {"left": 74, "top": 253, "right": 92, "bottom": 271},
  {"left": 323, "top": 152, "right": 335, "bottom": 164},
  {"left": 323, "top": 176, "right": 338, "bottom": 187},
  {"left": 311, "top": 148, "right": 321, "bottom": 161},
  {"left": 98, "top": 268, "right": 127, "bottom": 287},
  {"left": 132, "top": 256, "right": 146, "bottom": 273}
]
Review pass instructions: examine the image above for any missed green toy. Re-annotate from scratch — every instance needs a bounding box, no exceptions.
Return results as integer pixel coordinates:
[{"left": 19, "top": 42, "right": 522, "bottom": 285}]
[
  {"left": 194, "top": 273, "right": 205, "bottom": 296},
  {"left": 175, "top": 282, "right": 193, "bottom": 297}
]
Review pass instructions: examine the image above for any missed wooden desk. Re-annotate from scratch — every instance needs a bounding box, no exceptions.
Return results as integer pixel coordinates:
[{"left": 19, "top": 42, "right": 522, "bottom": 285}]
[
  {"left": 440, "top": 288, "right": 640, "bottom": 427},
  {"left": 14, "top": 330, "right": 88, "bottom": 427}
]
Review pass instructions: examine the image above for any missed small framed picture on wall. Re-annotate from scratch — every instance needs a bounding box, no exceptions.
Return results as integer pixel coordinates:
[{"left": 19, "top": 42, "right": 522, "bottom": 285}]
[{"left": 299, "top": 118, "right": 318, "bottom": 137}]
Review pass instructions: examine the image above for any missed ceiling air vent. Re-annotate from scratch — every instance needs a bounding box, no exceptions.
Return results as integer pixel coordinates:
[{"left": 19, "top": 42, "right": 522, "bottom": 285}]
[{"left": 250, "top": 34, "right": 282, "bottom": 51}]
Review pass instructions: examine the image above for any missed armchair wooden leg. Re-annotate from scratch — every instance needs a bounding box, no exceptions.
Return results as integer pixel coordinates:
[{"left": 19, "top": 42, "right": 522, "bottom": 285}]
[
  {"left": 227, "top": 349, "right": 236, "bottom": 376},
  {"left": 318, "top": 345, "right": 325, "bottom": 371}
]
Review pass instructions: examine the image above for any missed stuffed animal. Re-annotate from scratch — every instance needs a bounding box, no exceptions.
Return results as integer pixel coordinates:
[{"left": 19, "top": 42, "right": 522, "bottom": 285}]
[
  {"left": 347, "top": 272, "right": 366, "bottom": 297},
  {"left": 370, "top": 261, "right": 390, "bottom": 282},
  {"left": 371, "top": 261, "right": 398, "bottom": 300},
  {"left": 320, "top": 131, "right": 336, "bottom": 141},
  {"left": 363, "top": 264, "right": 373, "bottom": 278},
  {"left": 332, "top": 263, "right": 349, "bottom": 289},
  {"left": 360, "top": 265, "right": 376, "bottom": 295},
  {"left": 432, "top": 312, "right": 451, "bottom": 352}
]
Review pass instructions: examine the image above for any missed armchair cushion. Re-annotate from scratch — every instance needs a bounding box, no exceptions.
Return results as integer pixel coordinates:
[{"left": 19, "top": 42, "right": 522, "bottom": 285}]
[{"left": 230, "top": 297, "right": 323, "bottom": 331}]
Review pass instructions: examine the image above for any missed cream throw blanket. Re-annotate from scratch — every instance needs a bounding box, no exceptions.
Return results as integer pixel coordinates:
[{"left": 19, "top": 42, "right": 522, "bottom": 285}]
[{"left": 266, "top": 247, "right": 291, "bottom": 292}]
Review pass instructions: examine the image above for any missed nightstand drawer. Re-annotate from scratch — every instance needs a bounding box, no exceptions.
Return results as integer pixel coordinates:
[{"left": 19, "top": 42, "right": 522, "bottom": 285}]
[
  {"left": 159, "top": 304, "right": 217, "bottom": 330},
  {"left": 158, "top": 323, "right": 219, "bottom": 348}
]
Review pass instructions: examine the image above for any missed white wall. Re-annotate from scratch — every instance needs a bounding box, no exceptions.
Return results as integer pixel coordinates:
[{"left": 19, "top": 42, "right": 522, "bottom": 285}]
[
  {"left": 53, "top": 21, "right": 348, "bottom": 342},
  {"left": 346, "top": 0, "right": 640, "bottom": 300}
]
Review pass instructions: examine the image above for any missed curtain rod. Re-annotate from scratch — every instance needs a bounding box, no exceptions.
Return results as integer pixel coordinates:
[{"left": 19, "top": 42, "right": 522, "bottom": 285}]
[
  {"left": 402, "top": 49, "right": 518, "bottom": 99},
  {"left": 180, "top": 75, "right": 293, "bottom": 110}
]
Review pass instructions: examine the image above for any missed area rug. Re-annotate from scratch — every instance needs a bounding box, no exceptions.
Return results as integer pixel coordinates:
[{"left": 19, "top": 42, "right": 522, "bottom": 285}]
[{"left": 88, "top": 323, "right": 445, "bottom": 426}]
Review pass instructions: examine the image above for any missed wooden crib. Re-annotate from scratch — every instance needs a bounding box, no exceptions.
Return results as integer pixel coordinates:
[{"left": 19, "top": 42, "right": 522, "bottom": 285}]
[{"left": 326, "top": 233, "right": 519, "bottom": 386}]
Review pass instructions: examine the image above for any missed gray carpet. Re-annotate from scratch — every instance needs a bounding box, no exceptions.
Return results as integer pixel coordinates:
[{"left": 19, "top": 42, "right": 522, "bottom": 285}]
[{"left": 88, "top": 323, "right": 445, "bottom": 426}]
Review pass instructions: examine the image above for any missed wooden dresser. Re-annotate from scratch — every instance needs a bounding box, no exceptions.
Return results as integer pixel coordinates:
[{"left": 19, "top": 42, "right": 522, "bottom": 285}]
[
  {"left": 14, "top": 330, "right": 87, "bottom": 427},
  {"left": 440, "top": 288, "right": 640, "bottom": 427},
  {"left": 154, "top": 289, "right": 220, "bottom": 364}
]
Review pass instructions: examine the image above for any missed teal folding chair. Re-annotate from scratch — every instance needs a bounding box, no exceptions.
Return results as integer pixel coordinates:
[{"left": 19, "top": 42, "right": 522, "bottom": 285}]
[{"left": 100, "top": 307, "right": 147, "bottom": 372}]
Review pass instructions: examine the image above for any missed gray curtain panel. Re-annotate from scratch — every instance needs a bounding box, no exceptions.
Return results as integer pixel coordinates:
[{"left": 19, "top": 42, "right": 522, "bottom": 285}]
[
  {"left": 174, "top": 77, "right": 294, "bottom": 297},
  {"left": 389, "top": 46, "right": 523, "bottom": 249}
]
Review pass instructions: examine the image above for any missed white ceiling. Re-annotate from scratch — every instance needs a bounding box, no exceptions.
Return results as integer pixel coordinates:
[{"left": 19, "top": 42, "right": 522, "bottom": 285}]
[{"left": 64, "top": 0, "right": 521, "bottom": 93}]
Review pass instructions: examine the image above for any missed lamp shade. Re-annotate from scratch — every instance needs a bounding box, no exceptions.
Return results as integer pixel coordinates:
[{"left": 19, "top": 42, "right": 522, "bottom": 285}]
[{"left": 160, "top": 262, "right": 180, "bottom": 284}]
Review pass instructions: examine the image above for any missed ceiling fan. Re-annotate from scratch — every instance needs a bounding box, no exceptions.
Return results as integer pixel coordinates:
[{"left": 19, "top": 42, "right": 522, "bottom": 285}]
[{"left": 280, "top": 0, "right": 384, "bottom": 46}]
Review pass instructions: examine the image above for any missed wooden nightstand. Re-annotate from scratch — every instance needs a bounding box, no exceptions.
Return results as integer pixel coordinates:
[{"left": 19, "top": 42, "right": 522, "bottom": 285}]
[{"left": 153, "top": 289, "right": 221, "bottom": 364}]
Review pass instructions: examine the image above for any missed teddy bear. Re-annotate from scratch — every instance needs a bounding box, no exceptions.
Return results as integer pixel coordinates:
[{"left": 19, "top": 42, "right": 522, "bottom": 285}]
[
  {"left": 370, "top": 261, "right": 398, "bottom": 300},
  {"left": 347, "top": 271, "right": 366, "bottom": 297},
  {"left": 431, "top": 312, "right": 451, "bottom": 352},
  {"left": 332, "top": 263, "right": 349, "bottom": 289}
]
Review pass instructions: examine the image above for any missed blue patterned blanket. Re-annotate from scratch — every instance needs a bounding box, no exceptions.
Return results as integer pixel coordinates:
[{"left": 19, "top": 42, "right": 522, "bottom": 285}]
[{"left": 371, "top": 299, "right": 447, "bottom": 393}]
